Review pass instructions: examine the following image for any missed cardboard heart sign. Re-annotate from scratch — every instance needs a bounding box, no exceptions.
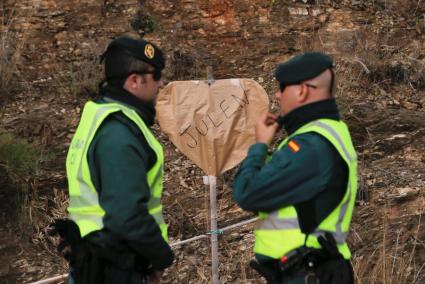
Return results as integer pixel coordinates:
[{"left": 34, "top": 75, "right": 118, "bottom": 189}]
[{"left": 156, "top": 79, "right": 270, "bottom": 176}]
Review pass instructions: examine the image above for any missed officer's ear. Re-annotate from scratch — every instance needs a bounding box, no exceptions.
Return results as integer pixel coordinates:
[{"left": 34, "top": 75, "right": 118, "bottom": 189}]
[
  {"left": 131, "top": 74, "right": 140, "bottom": 88},
  {"left": 124, "top": 73, "right": 141, "bottom": 92},
  {"left": 297, "top": 83, "right": 309, "bottom": 103}
]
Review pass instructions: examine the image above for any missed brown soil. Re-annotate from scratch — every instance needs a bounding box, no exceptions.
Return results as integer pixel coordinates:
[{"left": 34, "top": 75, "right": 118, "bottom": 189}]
[{"left": 0, "top": 0, "right": 424, "bottom": 283}]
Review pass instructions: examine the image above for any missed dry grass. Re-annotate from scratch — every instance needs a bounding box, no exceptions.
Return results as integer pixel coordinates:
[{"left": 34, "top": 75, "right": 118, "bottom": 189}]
[
  {"left": 352, "top": 212, "right": 423, "bottom": 284},
  {"left": 0, "top": 128, "right": 55, "bottom": 234},
  {"left": 65, "top": 56, "right": 104, "bottom": 99},
  {"left": 130, "top": 8, "right": 164, "bottom": 36},
  {"left": 0, "top": 4, "right": 29, "bottom": 105},
  {"left": 375, "top": 0, "right": 425, "bottom": 18}
]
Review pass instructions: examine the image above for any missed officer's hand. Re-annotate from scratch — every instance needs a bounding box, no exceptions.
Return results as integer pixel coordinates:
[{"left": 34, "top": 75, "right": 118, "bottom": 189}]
[
  {"left": 48, "top": 219, "right": 81, "bottom": 262},
  {"left": 148, "top": 270, "right": 163, "bottom": 284},
  {"left": 57, "top": 237, "right": 72, "bottom": 261},
  {"left": 256, "top": 113, "right": 279, "bottom": 145},
  {"left": 316, "top": 258, "right": 354, "bottom": 284}
]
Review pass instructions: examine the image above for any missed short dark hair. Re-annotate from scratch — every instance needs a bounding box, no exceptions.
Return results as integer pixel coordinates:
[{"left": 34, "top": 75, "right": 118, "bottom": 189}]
[{"left": 104, "top": 48, "right": 152, "bottom": 87}]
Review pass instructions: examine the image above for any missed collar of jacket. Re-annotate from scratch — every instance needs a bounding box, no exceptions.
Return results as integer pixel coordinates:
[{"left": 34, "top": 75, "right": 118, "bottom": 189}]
[
  {"left": 100, "top": 84, "right": 156, "bottom": 127},
  {"left": 281, "top": 98, "right": 341, "bottom": 135}
]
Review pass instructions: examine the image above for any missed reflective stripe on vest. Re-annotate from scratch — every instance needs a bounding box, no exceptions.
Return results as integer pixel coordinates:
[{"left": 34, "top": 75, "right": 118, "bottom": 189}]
[
  {"left": 254, "top": 119, "right": 357, "bottom": 260},
  {"left": 66, "top": 101, "right": 168, "bottom": 241}
]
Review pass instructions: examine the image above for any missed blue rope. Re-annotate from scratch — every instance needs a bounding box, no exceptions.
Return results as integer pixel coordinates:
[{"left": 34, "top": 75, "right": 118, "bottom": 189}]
[{"left": 207, "top": 229, "right": 223, "bottom": 235}]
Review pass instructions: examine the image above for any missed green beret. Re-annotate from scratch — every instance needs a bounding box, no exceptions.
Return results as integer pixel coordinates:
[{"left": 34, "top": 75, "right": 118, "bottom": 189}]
[
  {"left": 275, "top": 52, "right": 334, "bottom": 88},
  {"left": 101, "top": 36, "right": 165, "bottom": 70}
]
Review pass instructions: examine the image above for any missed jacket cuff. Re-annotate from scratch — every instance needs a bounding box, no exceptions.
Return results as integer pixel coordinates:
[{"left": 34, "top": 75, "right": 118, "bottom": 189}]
[{"left": 247, "top": 143, "right": 268, "bottom": 159}]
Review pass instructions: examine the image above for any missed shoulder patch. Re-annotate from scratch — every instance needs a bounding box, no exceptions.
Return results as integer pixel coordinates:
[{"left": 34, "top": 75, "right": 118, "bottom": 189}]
[{"left": 287, "top": 139, "right": 301, "bottom": 153}]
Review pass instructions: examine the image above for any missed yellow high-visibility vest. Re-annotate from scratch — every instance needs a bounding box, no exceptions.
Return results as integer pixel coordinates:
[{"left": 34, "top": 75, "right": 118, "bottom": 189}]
[
  {"left": 254, "top": 119, "right": 357, "bottom": 259},
  {"left": 66, "top": 101, "right": 168, "bottom": 241}
]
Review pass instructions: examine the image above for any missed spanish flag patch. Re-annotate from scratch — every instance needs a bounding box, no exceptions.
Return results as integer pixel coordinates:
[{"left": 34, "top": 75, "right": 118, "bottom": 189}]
[{"left": 288, "top": 140, "right": 301, "bottom": 153}]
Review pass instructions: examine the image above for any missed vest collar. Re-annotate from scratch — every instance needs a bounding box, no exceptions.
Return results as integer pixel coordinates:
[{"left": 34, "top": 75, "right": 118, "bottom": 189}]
[
  {"left": 281, "top": 99, "right": 340, "bottom": 135},
  {"left": 100, "top": 85, "right": 156, "bottom": 127}
]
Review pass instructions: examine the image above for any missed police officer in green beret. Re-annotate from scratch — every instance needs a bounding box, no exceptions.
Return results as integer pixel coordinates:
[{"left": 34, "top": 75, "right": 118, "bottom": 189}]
[
  {"left": 55, "top": 36, "right": 174, "bottom": 284},
  {"left": 233, "top": 52, "right": 357, "bottom": 284}
]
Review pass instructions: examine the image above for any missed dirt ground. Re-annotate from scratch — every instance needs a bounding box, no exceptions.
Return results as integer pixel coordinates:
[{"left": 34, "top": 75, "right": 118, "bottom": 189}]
[{"left": 0, "top": 0, "right": 424, "bottom": 283}]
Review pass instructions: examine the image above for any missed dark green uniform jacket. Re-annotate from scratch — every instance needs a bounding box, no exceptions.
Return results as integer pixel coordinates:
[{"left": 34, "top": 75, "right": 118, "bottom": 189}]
[
  {"left": 232, "top": 99, "right": 348, "bottom": 261},
  {"left": 84, "top": 85, "right": 174, "bottom": 271}
]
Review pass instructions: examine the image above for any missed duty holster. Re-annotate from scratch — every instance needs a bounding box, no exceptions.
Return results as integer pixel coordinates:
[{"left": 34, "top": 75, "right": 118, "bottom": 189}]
[
  {"left": 249, "top": 259, "right": 280, "bottom": 283},
  {"left": 50, "top": 219, "right": 147, "bottom": 284},
  {"left": 250, "top": 234, "right": 353, "bottom": 284},
  {"left": 250, "top": 247, "right": 316, "bottom": 284}
]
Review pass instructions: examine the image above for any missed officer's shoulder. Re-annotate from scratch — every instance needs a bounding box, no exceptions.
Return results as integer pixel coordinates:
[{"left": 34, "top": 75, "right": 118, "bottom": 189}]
[
  {"left": 282, "top": 132, "right": 333, "bottom": 155},
  {"left": 96, "top": 112, "right": 139, "bottom": 142}
]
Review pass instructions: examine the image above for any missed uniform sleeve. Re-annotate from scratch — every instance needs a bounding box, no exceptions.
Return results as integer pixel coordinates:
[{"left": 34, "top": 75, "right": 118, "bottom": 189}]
[
  {"left": 232, "top": 133, "right": 333, "bottom": 213},
  {"left": 89, "top": 118, "right": 174, "bottom": 269}
]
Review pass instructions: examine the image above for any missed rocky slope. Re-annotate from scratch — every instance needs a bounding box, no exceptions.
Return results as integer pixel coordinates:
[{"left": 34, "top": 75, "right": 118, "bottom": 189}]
[{"left": 0, "top": 0, "right": 424, "bottom": 283}]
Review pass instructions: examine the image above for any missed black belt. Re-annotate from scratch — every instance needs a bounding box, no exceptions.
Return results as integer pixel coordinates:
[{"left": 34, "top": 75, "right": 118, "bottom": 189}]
[
  {"left": 250, "top": 247, "right": 323, "bottom": 284},
  {"left": 250, "top": 258, "right": 318, "bottom": 284},
  {"left": 250, "top": 234, "right": 354, "bottom": 284}
]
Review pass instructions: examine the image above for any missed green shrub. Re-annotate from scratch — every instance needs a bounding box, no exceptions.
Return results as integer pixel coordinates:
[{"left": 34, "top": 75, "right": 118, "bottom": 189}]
[{"left": 0, "top": 130, "right": 39, "bottom": 184}]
